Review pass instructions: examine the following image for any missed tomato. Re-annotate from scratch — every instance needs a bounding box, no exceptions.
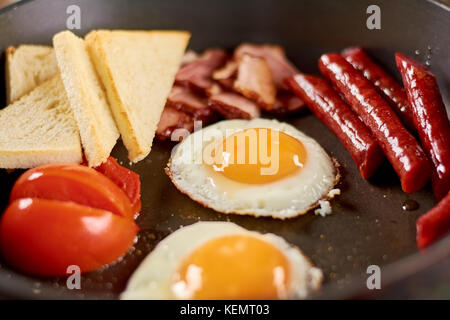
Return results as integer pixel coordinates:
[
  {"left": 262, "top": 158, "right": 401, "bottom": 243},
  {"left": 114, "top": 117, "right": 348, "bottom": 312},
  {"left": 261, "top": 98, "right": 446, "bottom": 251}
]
[
  {"left": 10, "top": 163, "right": 134, "bottom": 220},
  {"left": 0, "top": 198, "right": 138, "bottom": 276},
  {"left": 95, "top": 157, "right": 141, "bottom": 214}
]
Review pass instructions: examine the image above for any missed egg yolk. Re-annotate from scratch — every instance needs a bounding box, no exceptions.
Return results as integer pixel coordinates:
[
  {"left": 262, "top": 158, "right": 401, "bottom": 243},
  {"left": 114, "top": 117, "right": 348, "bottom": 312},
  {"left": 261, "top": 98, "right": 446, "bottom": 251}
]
[
  {"left": 171, "top": 235, "right": 291, "bottom": 300},
  {"left": 209, "top": 128, "right": 307, "bottom": 184}
]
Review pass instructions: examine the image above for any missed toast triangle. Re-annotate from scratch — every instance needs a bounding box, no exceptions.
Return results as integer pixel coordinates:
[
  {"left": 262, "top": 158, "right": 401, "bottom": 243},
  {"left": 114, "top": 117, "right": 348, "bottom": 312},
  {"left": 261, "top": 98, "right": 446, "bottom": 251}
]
[
  {"left": 5, "top": 45, "right": 58, "bottom": 104},
  {"left": 85, "top": 30, "right": 190, "bottom": 162},
  {"left": 53, "top": 30, "right": 119, "bottom": 167},
  {"left": 0, "top": 75, "right": 82, "bottom": 168}
]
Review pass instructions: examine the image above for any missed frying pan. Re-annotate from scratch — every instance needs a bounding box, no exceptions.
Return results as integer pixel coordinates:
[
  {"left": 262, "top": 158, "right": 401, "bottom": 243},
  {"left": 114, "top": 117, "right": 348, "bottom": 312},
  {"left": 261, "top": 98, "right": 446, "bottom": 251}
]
[{"left": 0, "top": 0, "right": 449, "bottom": 299}]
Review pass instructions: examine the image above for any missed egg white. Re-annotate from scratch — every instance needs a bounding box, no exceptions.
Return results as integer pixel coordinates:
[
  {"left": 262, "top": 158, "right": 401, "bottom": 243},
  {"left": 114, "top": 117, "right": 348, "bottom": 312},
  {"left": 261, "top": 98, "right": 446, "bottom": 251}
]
[
  {"left": 166, "top": 118, "right": 339, "bottom": 218},
  {"left": 120, "top": 222, "right": 323, "bottom": 300}
]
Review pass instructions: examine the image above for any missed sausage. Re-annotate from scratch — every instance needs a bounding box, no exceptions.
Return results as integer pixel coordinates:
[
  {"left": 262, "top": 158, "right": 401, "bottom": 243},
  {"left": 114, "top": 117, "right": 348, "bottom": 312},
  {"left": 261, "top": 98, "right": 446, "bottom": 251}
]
[
  {"left": 318, "top": 53, "right": 430, "bottom": 193},
  {"left": 416, "top": 191, "right": 450, "bottom": 249},
  {"left": 342, "top": 47, "right": 416, "bottom": 131},
  {"left": 286, "top": 74, "right": 384, "bottom": 179},
  {"left": 396, "top": 53, "right": 450, "bottom": 201}
]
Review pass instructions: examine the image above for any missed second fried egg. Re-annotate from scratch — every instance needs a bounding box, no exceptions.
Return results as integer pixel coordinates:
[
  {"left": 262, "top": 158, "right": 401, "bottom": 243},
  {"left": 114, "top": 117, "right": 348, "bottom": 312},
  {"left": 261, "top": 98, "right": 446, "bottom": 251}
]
[{"left": 166, "top": 118, "right": 339, "bottom": 218}]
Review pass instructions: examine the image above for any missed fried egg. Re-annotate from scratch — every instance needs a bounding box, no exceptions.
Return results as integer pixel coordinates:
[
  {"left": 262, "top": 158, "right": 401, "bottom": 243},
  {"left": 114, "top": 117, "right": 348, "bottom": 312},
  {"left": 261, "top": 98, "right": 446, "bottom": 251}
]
[
  {"left": 121, "top": 222, "right": 323, "bottom": 300},
  {"left": 166, "top": 118, "right": 339, "bottom": 218}
]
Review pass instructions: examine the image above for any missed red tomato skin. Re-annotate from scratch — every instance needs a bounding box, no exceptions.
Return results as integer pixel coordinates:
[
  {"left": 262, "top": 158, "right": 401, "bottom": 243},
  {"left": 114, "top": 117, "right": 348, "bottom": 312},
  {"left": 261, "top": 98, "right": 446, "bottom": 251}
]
[
  {"left": 9, "top": 163, "right": 134, "bottom": 220},
  {"left": 95, "top": 157, "right": 141, "bottom": 214},
  {"left": 0, "top": 198, "right": 138, "bottom": 276}
]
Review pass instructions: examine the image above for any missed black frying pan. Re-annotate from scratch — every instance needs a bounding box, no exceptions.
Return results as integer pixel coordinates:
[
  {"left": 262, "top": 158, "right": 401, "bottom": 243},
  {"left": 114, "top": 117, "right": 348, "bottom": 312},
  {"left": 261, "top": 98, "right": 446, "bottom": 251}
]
[{"left": 0, "top": 0, "right": 449, "bottom": 299}]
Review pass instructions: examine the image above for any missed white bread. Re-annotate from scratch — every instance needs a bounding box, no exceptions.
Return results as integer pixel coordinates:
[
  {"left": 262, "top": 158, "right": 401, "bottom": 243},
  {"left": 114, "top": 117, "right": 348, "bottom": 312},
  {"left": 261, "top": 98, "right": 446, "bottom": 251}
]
[
  {"left": 0, "top": 75, "right": 82, "bottom": 168},
  {"left": 53, "top": 30, "right": 119, "bottom": 167},
  {"left": 5, "top": 45, "right": 59, "bottom": 104},
  {"left": 85, "top": 30, "right": 190, "bottom": 162}
]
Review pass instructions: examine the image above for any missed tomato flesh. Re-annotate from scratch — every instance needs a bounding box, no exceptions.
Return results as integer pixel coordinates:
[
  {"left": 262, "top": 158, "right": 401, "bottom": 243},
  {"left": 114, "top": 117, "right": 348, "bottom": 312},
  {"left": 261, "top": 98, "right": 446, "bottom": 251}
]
[
  {"left": 10, "top": 163, "right": 134, "bottom": 220},
  {"left": 0, "top": 198, "right": 138, "bottom": 276},
  {"left": 95, "top": 157, "right": 141, "bottom": 214}
]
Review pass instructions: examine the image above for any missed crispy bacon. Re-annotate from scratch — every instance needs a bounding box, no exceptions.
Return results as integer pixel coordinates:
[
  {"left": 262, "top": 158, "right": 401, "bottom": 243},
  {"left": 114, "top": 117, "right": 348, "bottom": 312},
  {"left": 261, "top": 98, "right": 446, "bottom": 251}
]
[
  {"left": 213, "top": 60, "right": 238, "bottom": 80},
  {"left": 234, "top": 43, "right": 298, "bottom": 89},
  {"left": 167, "top": 85, "right": 211, "bottom": 117},
  {"left": 166, "top": 85, "right": 219, "bottom": 129},
  {"left": 159, "top": 43, "right": 303, "bottom": 140},
  {"left": 203, "top": 83, "right": 220, "bottom": 97},
  {"left": 234, "top": 54, "right": 276, "bottom": 109},
  {"left": 175, "top": 48, "right": 228, "bottom": 93},
  {"left": 212, "top": 59, "right": 238, "bottom": 92},
  {"left": 216, "top": 78, "right": 235, "bottom": 91},
  {"left": 268, "top": 92, "right": 306, "bottom": 116},
  {"left": 193, "top": 108, "right": 220, "bottom": 126},
  {"left": 156, "top": 106, "right": 193, "bottom": 141},
  {"left": 208, "top": 92, "right": 260, "bottom": 120}
]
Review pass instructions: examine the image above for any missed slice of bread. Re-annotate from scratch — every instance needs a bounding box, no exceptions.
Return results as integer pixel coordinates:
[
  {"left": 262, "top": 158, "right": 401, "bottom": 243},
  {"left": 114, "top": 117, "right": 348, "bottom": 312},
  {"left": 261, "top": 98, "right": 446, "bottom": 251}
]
[
  {"left": 0, "top": 75, "right": 82, "bottom": 168},
  {"left": 85, "top": 30, "right": 190, "bottom": 162},
  {"left": 53, "top": 30, "right": 119, "bottom": 167},
  {"left": 5, "top": 45, "right": 59, "bottom": 104}
]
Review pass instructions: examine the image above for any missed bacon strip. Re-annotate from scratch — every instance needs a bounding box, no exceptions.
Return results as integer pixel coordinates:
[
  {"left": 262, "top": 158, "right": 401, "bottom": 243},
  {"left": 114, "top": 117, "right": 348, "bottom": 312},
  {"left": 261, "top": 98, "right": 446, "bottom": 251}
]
[
  {"left": 216, "top": 78, "right": 235, "bottom": 91},
  {"left": 213, "top": 60, "right": 238, "bottom": 80},
  {"left": 175, "top": 48, "right": 228, "bottom": 93},
  {"left": 204, "top": 83, "right": 223, "bottom": 97},
  {"left": 212, "top": 60, "right": 238, "bottom": 92},
  {"left": 160, "top": 44, "right": 303, "bottom": 140},
  {"left": 209, "top": 92, "right": 260, "bottom": 120},
  {"left": 233, "top": 54, "right": 276, "bottom": 109},
  {"left": 269, "top": 92, "right": 306, "bottom": 116},
  {"left": 156, "top": 106, "right": 193, "bottom": 141},
  {"left": 167, "top": 85, "right": 211, "bottom": 117},
  {"left": 234, "top": 43, "right": 298, "bottom": 89}
]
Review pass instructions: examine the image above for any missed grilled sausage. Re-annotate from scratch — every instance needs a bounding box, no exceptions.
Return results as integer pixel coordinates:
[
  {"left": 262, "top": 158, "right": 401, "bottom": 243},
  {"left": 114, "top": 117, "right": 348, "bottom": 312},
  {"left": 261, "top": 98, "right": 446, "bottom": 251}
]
[
  {"left": 342, "top": 47, "right": 415, "bottom": 131},
  {"left": 396, "top": 53, "right": 450, "bottom": 200},
  {"left": 319, "top": 53, "right": 430, "bottom": 193},
  {"left": 286, "top": 74, "right": 383, "bottom": 179}
]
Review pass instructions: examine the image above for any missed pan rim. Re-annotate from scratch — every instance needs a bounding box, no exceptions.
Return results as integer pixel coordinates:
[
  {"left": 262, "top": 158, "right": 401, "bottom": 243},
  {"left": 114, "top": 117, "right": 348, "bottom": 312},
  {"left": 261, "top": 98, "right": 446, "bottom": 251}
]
[{"left": 0, "top": 0, "right": 449, "bottom": 300}]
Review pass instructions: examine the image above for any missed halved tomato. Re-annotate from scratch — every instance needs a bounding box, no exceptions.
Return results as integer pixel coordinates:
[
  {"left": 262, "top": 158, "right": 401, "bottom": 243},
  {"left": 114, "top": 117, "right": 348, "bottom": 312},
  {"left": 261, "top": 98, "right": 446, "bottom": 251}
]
[
  {"left": 10, "top": 163, "right": 134, "bottom": 220},
  {"left": 95, "top": 157, "right": 141, "bottom": 214},
  {"left": 0, "top": 198, "right": 138, "bottom": 276}
]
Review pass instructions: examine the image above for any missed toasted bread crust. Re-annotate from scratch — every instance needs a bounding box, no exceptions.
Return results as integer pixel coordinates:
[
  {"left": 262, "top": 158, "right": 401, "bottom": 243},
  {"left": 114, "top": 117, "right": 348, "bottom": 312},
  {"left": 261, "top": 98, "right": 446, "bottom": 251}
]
[{"left": 5, "top": 46, "right": 15, "bottom": 104}]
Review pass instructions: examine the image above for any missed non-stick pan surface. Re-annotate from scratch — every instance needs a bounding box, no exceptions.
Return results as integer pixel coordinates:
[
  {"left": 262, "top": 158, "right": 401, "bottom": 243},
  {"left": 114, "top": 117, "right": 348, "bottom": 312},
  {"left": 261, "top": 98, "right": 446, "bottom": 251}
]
[{"left": 0, "top": 0, "right": 449, "bottom": 299}]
